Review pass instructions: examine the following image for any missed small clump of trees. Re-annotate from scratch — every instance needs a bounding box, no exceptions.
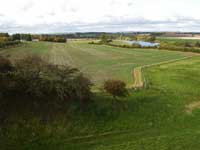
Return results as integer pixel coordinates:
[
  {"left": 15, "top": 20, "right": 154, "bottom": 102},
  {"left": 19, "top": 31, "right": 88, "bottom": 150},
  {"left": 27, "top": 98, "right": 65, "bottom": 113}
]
[
  {"left": 99, "top": 34, "right": 113, "bottom": 44},
  {"left": 0, "top": 33, "right": 21, "bottom": 48},
  {"left": 12, "top": 34, "right": 21, "bottom": 41},
  {"left": 195, "top": 41, "right": 200, "bottom": 47},
  {"left": 21, "top": 34, "right": 32, "bottom": 41},
  {"left": 12, "top": 33, "right": 32, "bottom": 41},
  {"left": 39, "top": 35, "right": 67, "bottom": 43},
  {"left": 0, "top": 55, "right": 92, "bottom": 104},
  {"left": 103, "top": 79, "right": 128, "bottom": 101}
]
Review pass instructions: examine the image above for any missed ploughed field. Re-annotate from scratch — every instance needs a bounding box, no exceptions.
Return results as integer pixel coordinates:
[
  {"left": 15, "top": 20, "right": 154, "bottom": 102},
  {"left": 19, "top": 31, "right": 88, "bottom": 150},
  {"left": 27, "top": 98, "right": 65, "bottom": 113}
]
[{"left": 0, "top": 40, "right": 193, "bottom": 86}]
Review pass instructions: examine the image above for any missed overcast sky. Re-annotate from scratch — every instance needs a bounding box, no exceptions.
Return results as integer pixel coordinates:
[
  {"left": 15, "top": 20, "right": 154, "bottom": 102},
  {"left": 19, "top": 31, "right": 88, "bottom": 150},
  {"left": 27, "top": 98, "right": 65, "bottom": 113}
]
[{"left": 0, "top": 0, "right": 200, "bottom": 33}]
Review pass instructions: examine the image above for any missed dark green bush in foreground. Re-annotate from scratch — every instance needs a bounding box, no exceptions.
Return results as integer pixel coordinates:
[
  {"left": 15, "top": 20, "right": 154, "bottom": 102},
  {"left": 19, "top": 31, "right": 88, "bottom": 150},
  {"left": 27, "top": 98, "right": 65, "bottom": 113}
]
[{"left": 0, "top": 55, "right": 93, "bottom": 102}]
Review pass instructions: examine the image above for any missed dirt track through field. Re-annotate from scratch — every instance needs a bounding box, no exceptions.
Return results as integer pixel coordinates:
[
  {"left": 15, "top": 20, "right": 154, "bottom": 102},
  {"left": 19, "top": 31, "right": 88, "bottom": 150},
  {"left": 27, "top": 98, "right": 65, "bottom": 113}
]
[
  {"left": 132, "top": 56, "right": 196, "bottom": 89},
  {"left": 132, "top": 67, "right": 144, "bottom": 88},
  {"left": 46, "top": 42, "right": 196, "bottom": 88},
  {"left": 186, "top": 100, "right": 200, "bottom": 114}
]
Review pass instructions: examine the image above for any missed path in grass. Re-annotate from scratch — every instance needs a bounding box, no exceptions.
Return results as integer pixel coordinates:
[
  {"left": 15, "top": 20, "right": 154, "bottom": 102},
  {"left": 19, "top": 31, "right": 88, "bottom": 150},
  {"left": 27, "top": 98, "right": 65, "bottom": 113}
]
[
  {"left": 132, "top": 55, "right": 196, "bottom": 89},
  {"left": 63, "top": 56, "right": 200, "bottom": 150}
]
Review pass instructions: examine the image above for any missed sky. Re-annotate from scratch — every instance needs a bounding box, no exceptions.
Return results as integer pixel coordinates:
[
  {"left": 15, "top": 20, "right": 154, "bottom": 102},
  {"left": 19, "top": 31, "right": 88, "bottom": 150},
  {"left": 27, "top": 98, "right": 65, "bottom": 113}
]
[{"left": 0, "top": 0, "right": 200, "bottom": 33}]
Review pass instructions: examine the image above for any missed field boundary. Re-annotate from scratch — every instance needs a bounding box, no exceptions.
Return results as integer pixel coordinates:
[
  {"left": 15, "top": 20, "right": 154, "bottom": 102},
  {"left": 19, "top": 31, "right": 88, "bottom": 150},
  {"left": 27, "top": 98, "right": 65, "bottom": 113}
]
[{"left": 132, "top": 55, "right": 196, "bottom": 89}]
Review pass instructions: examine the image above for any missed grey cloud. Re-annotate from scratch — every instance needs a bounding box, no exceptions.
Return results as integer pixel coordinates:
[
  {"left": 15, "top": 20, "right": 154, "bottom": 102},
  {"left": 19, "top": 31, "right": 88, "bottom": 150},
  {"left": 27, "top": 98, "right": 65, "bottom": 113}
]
[
  {"left": 127, "top": 2, "right": 134, "bottom": 7},
  {"left": 36, "top": 15, "right": 44, "bottom": 19},
  {"left": 70, "top": 8, "right": 78, "bottom": 13},
  {"left": 47, "top": 12, "right": 56, "bottom": 16},
  {"left": 1, "top": 17, "right": 200, "bottom": 33},
  {"left": 21, "top": 1, "right": 34, "bottom": 12}
]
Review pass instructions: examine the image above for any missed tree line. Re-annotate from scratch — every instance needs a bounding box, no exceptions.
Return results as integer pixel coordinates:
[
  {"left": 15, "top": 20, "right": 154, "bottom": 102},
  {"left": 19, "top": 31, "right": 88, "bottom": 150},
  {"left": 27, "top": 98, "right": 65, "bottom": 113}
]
[
  {"left": 0, "top": 33, "right": 22, "bottom": 48},
  {"left": 0, "top": 32, "right": 32, "bottom": 41},
  {"left": 39, "top": 35, "right": 67, "bottom": 43}
]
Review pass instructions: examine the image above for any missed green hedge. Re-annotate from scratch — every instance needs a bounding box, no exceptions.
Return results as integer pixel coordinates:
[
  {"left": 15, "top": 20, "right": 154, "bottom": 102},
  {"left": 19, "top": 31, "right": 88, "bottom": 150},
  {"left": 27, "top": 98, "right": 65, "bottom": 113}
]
[{"left": 0, "top": 40, "right": 21, "bottom": 48}]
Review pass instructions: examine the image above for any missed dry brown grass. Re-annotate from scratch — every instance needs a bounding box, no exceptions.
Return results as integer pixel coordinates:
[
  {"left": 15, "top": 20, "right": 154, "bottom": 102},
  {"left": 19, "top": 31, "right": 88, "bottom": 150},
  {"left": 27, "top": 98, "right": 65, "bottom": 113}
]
[
  {"left": 185, "top": 100, "right": 200, "bottom": 114},
  {"left": 132, "top": 67, "right": 144, "bottom": 89}
]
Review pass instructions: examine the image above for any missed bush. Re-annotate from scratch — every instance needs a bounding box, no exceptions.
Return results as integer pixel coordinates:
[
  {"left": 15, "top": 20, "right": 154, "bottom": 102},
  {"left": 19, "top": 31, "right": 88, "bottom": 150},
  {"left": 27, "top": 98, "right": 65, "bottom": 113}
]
[
  {"left": 0, "top": 40, "right": 21, "bottom": 48},
  {"left": 0, "top": 56, "right": 14, "bottom": 95},
  {"left": 99, "top": 34, "right": 113, "bottom": 44},
  {"left": 88, "top": 41, "right": 95, "bottom": 44},
  {"left": 104, "top": 79, "right": 128, "bottom": 100},
  {"left": 195, "top": 42, "right": 200, "bottom": 47},
  {"left": 21, "top": 34, "right": 32, "bottom": 41},
  {"left": 12, "top": 34, "right": 21, "bottom": 41},
  {"left": 0, "top": 56, "right": 13, "bottom": 72},
  {"left": 0, "top": 55, "right": 93, "bottom": 102}
]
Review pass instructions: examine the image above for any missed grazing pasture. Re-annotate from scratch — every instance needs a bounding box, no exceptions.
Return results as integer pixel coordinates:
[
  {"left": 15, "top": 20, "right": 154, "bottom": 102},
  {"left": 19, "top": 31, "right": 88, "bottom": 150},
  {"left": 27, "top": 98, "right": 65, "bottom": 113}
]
[
  {"left": 1, "top": 54, "right": 200, "bottom": 150},
  {"left": 0, "top": 40, "right": 200, "bottom": 150},
  {"left": 0, "top": 40, "right": 193, "bottom": 86}
]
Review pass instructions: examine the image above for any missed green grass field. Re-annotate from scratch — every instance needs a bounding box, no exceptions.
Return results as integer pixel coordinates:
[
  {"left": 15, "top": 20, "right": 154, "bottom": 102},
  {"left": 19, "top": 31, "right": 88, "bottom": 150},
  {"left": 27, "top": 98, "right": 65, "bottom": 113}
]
[
  {"left": 1, "top": 41, "right": 200, "bottom": 150},
  {"left": 0, "top": 41, "right": 193, "bottom": 86},
  {"left": 157, "top": 36, "right": 200, "bottom": 43}
]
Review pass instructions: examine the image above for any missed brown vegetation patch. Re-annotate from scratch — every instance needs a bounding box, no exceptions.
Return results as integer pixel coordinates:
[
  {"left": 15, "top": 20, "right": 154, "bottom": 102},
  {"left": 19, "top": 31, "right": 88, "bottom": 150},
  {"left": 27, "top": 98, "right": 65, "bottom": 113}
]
[{"left": 185, "top": 101, "right": 200, "bottom": 114}]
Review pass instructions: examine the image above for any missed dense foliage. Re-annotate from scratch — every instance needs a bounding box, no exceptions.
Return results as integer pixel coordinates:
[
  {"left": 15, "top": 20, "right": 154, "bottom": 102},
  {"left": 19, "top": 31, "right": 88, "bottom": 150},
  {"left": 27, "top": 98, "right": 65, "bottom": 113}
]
[
  {"left": 0, "top": 33, "right": 21, "bottom": 48},
  {"left": 104, "top": 79, "right": 128, "bottom": 100},
  {"left": 12, "top": 33, "right": 32, "bottom": 41},
  {"left": 12, "top": 34, "right": 21, "bottom": 41},
  {"left": 0, "top": 33, "right": 9, "bottom": 37},
  {"left": 99, "top": 34, "right": 113, "bottom": 44},
  {"left": 158, "top": 39, "right": 200, "bottom": 53},
  {"left": 20, "top": 34, "right": 32, "bottom": 41},
  {"left": 39, "top": 35, "right": 67, "bottom": 43},
  {"left": 0, "top": 55, "right": 92, "bottom": 102},
  {"left": 0, "top": 40, "right": 21, "bottom": 48}
]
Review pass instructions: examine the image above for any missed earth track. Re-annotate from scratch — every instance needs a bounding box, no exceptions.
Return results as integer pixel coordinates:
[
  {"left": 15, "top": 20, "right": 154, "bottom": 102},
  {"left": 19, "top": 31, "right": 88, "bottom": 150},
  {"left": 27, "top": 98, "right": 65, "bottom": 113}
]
[{"left": 132, "top": 56, "right": 196, "bottom": 89}]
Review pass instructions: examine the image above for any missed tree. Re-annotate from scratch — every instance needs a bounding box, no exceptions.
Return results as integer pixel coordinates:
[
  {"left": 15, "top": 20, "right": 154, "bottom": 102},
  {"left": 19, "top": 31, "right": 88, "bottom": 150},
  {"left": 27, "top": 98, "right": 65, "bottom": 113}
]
[
  {"left": 21, "top": 34, "right": 32, "bottom": 41},
  {"left": 184, "top": 42, "right": 192, "bottom": 47},
  {"left": 147, "top": 35, "right": 156, "bottom": 42},
  {"left": 104, "top": 80, "right": 128, "bottom": 101},
  {"left": 12, "top": 34, "right": 21, "bottom": 41},
  {"left": 0, "top": 55, "right": 93, "bottom": 103},
  {"left": 195, "top": 41, "right": 200, "bottom": 47},
  {"left": 0, "top": 33, "right": 9, "bottom": 37},
  {"left": 100, "top": 34, "right": 112, "bottom": 44}
]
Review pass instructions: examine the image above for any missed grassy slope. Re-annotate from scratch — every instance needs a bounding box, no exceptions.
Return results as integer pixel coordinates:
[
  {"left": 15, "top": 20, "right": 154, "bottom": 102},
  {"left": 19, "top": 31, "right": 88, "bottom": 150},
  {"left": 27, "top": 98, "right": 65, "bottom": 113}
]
[
  {"left": 0, "top": 41, "right": 200, "bottom": 149},
  {"left": 156, "top": 36, "right": 200, "bottom": 43},
  {"left": 1, "top": 56, "right": 200, "bottom": 150},
  {"left": 0, "top": 41, "right": 192, "bottom": 86},
  {"left": 62, "top": 56, "right": 200, "bottom": 150}
]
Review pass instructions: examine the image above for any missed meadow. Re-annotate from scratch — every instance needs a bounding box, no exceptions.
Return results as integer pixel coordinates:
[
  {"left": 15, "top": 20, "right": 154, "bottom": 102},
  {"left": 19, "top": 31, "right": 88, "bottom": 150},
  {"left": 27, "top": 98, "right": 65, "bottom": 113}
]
[
  {"left": 0, "top": 40, "right": 200, "bottom": 150},
  {"left": 0, "top": 40, "right": 193, "bottom": 87}
]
